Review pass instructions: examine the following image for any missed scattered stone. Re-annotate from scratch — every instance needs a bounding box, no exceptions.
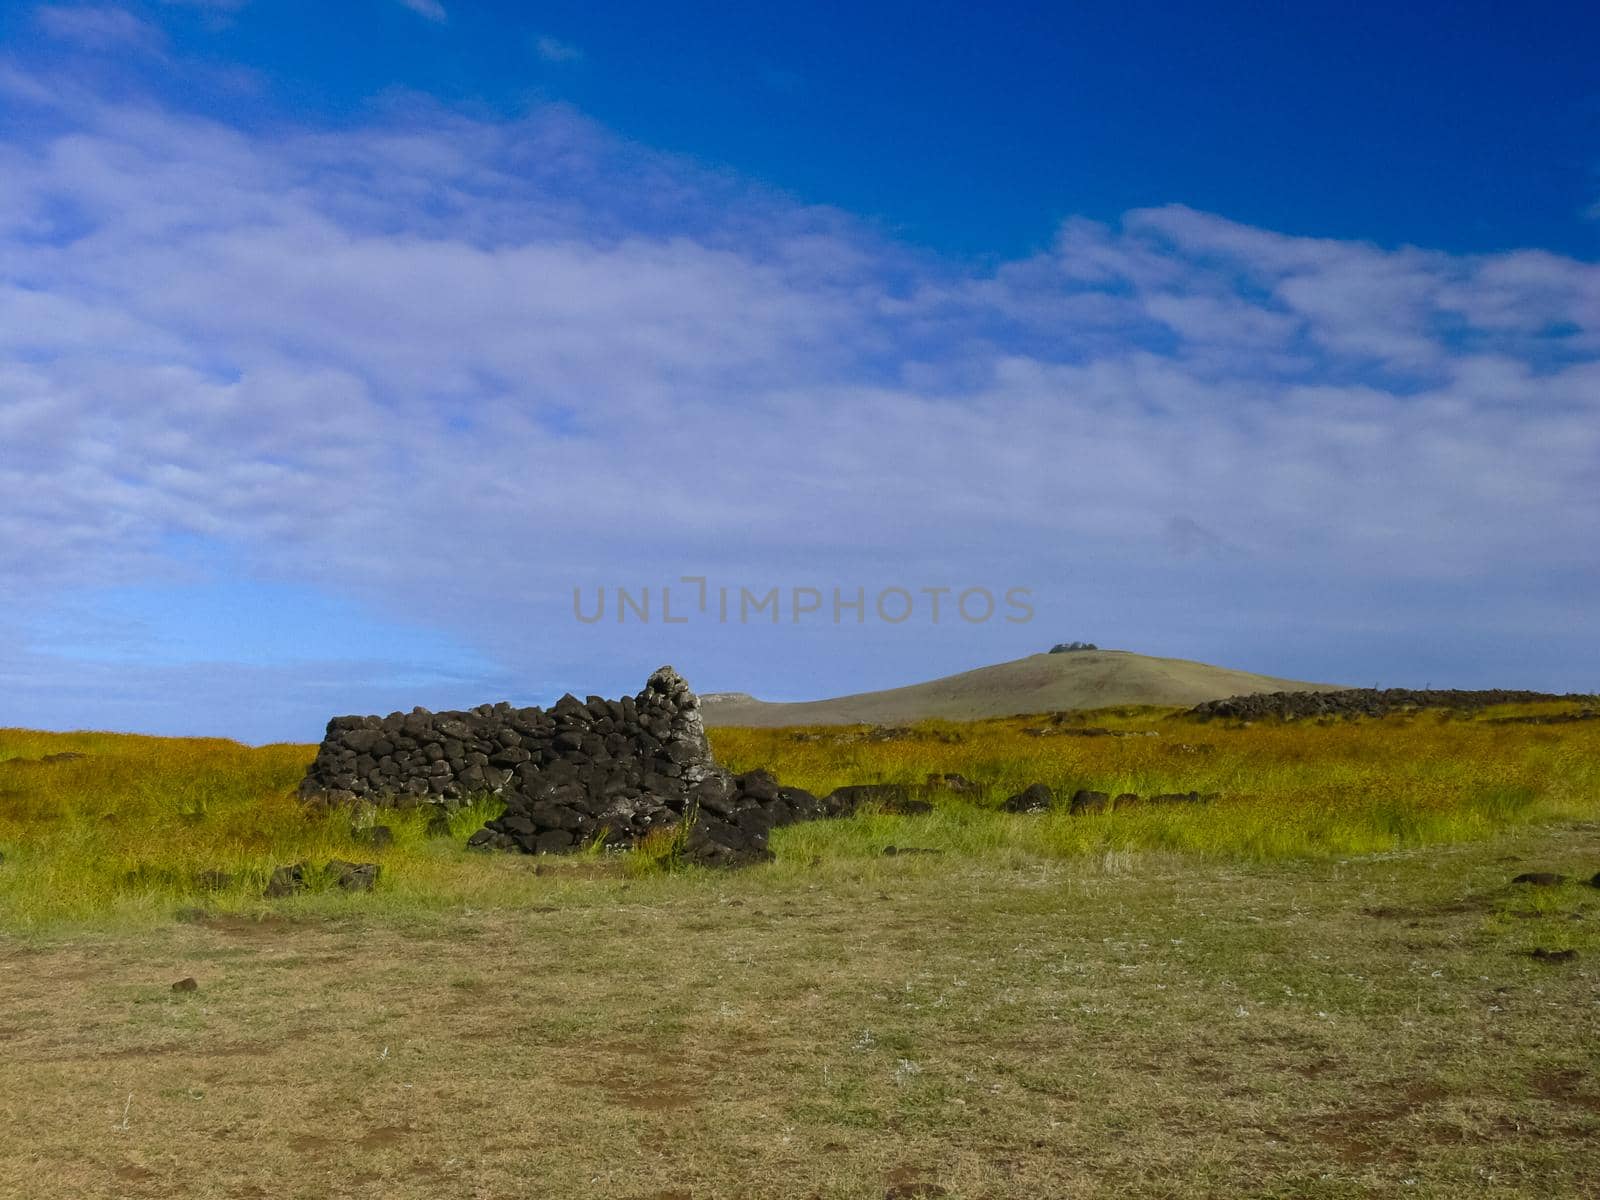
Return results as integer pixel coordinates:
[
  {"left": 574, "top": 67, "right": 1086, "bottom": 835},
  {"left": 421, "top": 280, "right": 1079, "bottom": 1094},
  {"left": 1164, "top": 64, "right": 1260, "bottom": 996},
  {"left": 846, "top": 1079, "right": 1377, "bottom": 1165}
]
[
  {"left": 1048, "top": 641, "right": 1097, "bottom": 654},
  {"left": 351, "top": 825, "right": 395, "bottom": 849},
  {"left": 171, "top": 977, "right": 198, "bottom": 993},
  {"left": 1113, "top": 793, "right": 1141, "bottom": 809},
  {"left": 1512, "top": 872, "right": 1568, "bottom": 887},
  {"left": 682, "top": 813, "right": 773, "bottom": 869},
  {"left": 1030, "top": 723, "right": 1160, "bottom": 739},
  {"left": 40, "top": 752, "right": 85, "bottom": 763},
  {"left": 1002, "top": 783, "right": 1055, "bottom": 813},
  {"left": 1531, "top": 948, "right": 1578, "bottom": 963},
  {"left": 924, "top": 772, "right": 978, "bottom": 794},
  {"left": 1589, "top": 872, "right": 1600, "bottom": 889},
  {"left": 328, "top": 860, "right": 381, "bottom": 892},
  {"left": 1069, "top": 789, "right": 1110, "bottom": 816},
  {"left": 1149, "top": 791, "right": 1204, "bottom": 806},
  {"left": 882, "top": 846, "right": 943, "bottom": 856},
  {"left": 1487, "top": 709, "right": 1600, "bottom": 726},
  {"left": 264, "top": 862, "right": 309, "bottom": 898},
  {"left": 300, "top": 667, "right": 936, "bottom": 869},
  {"left": 1192, "top": 687, "right": 1595, "bottom": 722},
  {"left": 823, "top": 784, "right": 912, "bottom": 816}
]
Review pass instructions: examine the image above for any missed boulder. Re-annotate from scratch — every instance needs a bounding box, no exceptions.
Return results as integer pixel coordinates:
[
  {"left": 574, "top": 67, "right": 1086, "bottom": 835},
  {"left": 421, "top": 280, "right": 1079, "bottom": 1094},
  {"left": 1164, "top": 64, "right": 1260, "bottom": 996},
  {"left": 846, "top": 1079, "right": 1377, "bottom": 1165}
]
[
  {"left": 328, "top": 860, "right": 381, "bottom": 892},
  {"left": 1002, "top": 783, "right": 1054, "bottom": 813},
  {"left": 1068, "top": 789, "right": 1110, "bottom": 816},
  {"left": 264, "top": 862, "right": 309, "bottom": 898},
  {"left": 823, "top": 784, "right": 912, "bottom": 816},
  {"left": 1512, "top": 872, "right": 1567, "bottom": 886}
]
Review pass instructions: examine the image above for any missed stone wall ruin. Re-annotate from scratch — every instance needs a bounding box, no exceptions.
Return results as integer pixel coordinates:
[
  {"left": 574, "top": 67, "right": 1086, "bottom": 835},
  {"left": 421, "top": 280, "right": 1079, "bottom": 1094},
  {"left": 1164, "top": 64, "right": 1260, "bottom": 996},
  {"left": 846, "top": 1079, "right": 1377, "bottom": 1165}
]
[{"left": 298, "top": 666, "right": 824, "bottom": 866}]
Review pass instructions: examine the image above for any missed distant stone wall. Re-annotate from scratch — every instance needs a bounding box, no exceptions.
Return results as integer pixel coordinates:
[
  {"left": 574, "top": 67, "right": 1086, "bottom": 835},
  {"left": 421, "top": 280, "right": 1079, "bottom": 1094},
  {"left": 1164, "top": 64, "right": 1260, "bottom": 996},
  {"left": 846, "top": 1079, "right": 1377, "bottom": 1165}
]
[
  {"left": 1190, "top": 687, "right": 1593, "bottom": 722},
  {"left": 298, "top": 666, "right": 820, "bottom": 866}
]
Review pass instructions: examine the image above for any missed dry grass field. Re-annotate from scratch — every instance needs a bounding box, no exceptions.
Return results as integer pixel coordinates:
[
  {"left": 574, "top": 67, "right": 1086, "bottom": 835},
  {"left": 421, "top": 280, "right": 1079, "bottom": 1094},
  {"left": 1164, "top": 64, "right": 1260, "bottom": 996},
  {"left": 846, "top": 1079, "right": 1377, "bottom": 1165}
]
[{"left": 2, "top": 703, "right": 1598, "bottom": 1197}]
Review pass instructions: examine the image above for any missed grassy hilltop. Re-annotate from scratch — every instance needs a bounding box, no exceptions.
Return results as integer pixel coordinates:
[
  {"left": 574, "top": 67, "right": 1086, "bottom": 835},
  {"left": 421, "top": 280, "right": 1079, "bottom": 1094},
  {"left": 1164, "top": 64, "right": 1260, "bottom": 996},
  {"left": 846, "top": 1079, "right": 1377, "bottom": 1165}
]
[
  {"left": 699, "top": 648, "right": 1343, "bottom": 726},
  {"left": 1, "top": 703, "right": 1598, "bottom": 1197}
]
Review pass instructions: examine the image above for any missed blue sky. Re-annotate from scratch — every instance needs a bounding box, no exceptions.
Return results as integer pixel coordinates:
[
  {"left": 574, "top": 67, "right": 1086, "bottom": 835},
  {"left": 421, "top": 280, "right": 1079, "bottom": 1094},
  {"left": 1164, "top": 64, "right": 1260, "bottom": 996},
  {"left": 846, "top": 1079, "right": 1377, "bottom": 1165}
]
[{"left": 1, "top": 1, "right": 1598, "bottom": 742}]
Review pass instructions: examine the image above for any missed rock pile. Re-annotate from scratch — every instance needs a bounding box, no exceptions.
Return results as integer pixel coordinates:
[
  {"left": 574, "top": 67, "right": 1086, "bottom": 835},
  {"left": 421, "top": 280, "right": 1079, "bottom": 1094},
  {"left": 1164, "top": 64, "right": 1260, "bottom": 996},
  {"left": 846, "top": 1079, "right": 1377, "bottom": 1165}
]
[
  {"left": 1001, "top": 784, "right": 1212, "bottom": 814},
  {"left": 1190, "top": 687, "right": 1594, "bottom": 722},
  {"left": 298, "top": 667, "right": 825, "bottom": 867}
]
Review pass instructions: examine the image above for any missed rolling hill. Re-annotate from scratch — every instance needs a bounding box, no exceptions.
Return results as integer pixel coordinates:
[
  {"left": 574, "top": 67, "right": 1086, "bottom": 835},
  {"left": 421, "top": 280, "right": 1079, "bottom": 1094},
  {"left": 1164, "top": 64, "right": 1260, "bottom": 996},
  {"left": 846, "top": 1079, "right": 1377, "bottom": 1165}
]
[{"left": 699, "top": 649, "right": 1344, "bottom": 727}]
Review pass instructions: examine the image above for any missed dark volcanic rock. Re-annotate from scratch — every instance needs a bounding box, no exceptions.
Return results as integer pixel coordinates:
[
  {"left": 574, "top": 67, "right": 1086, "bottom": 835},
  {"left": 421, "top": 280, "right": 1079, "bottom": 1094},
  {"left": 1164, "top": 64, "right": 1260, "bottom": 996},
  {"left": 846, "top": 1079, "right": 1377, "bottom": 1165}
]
[
  {"left": 1531, "top": 948, "right": 1578, "bottom": 963},
  {"left": 1149, "top": 791, "right": 1203, "bottom": 806},
  {"left": 1191, "top": 687, "right": 1596, "bottom": 722},
  {"left": 823, "top": 784, "right": 914, "bottom": 816},
  {"left": 682, "top": 813, "right": 773, "bottom": 869},
  {"left": 1002, "top": 783, "right": 1055, "bottom": 813},
  {"left": 1512, "top": 872, "right": 1567, "bottom": 887},
  {"left": 1069, "top": 789, "right": 1110, "bottom": 816},
  {"left": 299, "top": 666, "right": 870, "bottom": 869},
  {"left": 328, "top": 860, "right": 381, "bottom": 892},
  {"left": 172, "top": 977, "right": 198, "bottom": 993},
  {"left": 264, "top": 862, "right": 309, "bottom": 898}
]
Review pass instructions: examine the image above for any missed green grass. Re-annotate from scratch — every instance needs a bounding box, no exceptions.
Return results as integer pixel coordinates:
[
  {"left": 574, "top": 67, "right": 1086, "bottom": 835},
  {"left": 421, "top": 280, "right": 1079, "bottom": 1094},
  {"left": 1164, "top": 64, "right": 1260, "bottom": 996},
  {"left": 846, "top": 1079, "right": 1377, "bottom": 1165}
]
[
  {"left": 2, "top": 825, "right": 1598, "bottom": 1197},
  {"left": 2, "top": 710, "right": 1599, "bottom": 1196},
  {"left": 2, "top": 704, "right": 1598, "bottom": 931}
]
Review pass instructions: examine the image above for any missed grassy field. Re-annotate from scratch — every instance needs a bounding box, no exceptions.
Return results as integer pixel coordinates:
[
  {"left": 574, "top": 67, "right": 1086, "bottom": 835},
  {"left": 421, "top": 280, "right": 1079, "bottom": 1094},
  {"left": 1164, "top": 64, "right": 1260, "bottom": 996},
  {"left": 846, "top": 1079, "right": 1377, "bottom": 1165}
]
[{"left": 1, "top": 705, "right": 1598, "bottom": 1196}]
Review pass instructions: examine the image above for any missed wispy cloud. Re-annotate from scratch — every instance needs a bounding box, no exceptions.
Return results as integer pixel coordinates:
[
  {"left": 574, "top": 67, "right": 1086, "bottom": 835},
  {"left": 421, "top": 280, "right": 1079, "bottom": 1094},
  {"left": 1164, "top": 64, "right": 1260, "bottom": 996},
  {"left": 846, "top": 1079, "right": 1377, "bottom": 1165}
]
[
  {"left": 534, "top": 35, "right": 583, "bottom": 63},
  {"left": 1, "top": 68, "right": 1597, "bottom": 734},
  {"left": 33, "top": 5, "right": 165, "bottom": 52},
  {"left": 394, "top": 0, "right": 446, "bottom": 23}
]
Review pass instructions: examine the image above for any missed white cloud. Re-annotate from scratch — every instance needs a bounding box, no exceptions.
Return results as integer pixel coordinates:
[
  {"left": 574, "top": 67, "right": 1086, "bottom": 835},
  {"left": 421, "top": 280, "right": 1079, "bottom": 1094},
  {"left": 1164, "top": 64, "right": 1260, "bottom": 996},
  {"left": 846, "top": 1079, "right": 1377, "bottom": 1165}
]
[
  {"left": 0, "top": 72, "right": 1597, "bottom": 726},
  {"left": 395, "top": 0, "right": 447, "bottom": 22},
  {"left": 33, "top": 5, "right": 165, "bottom": 52},
  {"left": 534, "top": 35, "right": 583, "bottom": 63}
]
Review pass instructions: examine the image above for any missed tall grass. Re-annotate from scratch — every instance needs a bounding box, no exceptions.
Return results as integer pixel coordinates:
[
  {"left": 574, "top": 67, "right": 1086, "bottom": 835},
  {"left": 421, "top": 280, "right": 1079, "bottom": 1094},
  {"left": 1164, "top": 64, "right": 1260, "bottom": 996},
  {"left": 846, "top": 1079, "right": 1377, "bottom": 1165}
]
[{"left": 1, "top": 704, "right": 1596, "bottom": 929}]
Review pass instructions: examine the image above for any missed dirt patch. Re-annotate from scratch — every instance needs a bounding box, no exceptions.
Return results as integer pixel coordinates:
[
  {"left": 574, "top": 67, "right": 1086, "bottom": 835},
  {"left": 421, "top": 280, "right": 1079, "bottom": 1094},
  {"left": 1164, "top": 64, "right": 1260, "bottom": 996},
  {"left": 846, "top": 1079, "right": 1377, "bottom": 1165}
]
[
  {"left": 355, "top": 1124, "right": 414, "bottom": 1149},
  {"left": 1290, "top": 1056, "right": 1344, "bottom": 1079},
  {"left": 1292, "top": 1080, "right": 1455, "bottom": 1164},
  {"left": 532, "top": 861, "right": 625, "bottom": 880},
  {"left": 885, "top": 1165, "right": 949, "bottom": 1198},
  {"left": 1362, "top": 898, "right": 1482, "bottom": 921},
  {"left": 1533, "top": 1070, "right": 1600, "bottom": 1114},
  {"left": 192, "top": 913, "right": 300, "bottom": 937}
]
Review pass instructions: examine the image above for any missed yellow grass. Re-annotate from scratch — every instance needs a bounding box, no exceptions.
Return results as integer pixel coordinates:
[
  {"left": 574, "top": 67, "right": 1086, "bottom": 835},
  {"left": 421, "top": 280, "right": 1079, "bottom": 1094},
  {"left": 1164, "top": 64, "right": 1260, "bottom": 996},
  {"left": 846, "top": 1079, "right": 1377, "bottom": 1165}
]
[
  {"left": 2, "top": 709, "right": 1599, "bottom": 1196},
  {"left": 0, "top": 702, "right": 1596, "bottom": 931}
]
